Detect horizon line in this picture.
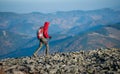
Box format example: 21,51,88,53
0,8,119,14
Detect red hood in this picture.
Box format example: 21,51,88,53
44,22,50,28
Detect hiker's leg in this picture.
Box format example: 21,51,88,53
45,43,49,56
42,38,49,56
33,41,43,57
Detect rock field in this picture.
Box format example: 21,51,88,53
0,48,120,74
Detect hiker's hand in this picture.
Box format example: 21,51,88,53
49,36,52,39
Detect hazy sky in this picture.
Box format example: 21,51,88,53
0,0,120,13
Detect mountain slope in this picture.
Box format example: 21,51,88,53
0,30,32,56
0,8,120,59
0,23,120,59
0,8,120,36
50,23,120,52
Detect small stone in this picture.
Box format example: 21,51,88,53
13,71,24,74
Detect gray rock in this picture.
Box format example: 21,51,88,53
0,48,120,74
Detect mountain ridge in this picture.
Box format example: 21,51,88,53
0,8,120,36
0,8,120,59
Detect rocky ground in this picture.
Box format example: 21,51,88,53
0,48,120,74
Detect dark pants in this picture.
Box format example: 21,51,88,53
34,38,49,56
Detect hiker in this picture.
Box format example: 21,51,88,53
33,22,51,57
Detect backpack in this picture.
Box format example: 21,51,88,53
37,26,44,39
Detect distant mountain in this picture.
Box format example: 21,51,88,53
1,23,120,59
0,8,120,36
50,23,120,52
0,8,120,59
0,30,32,56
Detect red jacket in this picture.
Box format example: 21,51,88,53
43,22,50,38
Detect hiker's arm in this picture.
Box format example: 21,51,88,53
43,30,50,38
